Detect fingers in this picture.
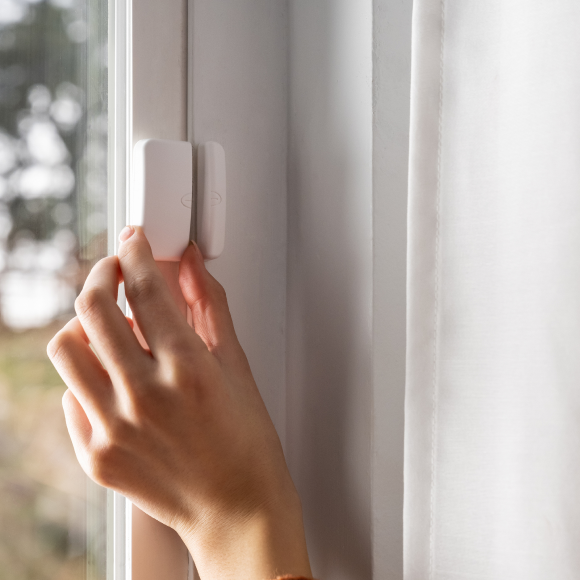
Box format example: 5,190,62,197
62,389,93,466
75,255,150,382
48,317,113,421
117,227,206,356
179,242,244,363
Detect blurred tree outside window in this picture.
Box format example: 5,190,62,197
0,0,108,578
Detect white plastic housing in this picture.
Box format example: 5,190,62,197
131,139,193,261
197,142,226,260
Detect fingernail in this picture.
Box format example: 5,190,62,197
119,226,135,243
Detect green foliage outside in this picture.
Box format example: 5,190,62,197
0,0,108,577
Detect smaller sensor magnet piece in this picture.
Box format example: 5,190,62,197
197,141,226,261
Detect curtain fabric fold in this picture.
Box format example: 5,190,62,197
405,1,580,578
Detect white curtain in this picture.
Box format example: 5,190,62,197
405,1,580,578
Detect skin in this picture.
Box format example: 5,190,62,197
47,226,312,580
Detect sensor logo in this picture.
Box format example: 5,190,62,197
211,192,222,206
181,194,192,208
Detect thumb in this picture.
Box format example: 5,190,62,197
178,242,241,362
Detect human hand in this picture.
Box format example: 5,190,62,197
47,226,312,580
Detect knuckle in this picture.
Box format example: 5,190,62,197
117,236,139,261
75,286,108,320
158,358,191,389
87,418,133,486
126,273,160,304
87,443,121,487
96,255,118,270
210,279,227,303
163,354,213,397
47,330,73,365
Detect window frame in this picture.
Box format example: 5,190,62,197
106,0,413,577
107,0,191,577
107,0,133,576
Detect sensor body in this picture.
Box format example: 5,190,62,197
131,138,226,261
132,139,193,261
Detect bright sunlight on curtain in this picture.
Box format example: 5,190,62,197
405,1,580,578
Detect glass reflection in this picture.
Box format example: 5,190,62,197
0,0,107,577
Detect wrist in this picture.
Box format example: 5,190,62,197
178,490,312,580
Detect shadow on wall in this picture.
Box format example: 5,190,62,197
286,1,373,578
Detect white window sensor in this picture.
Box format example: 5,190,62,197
131,138,226,261
197,142,226,261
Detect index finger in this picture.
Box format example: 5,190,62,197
117,226,207,357
75,256,150,382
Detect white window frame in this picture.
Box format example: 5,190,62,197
104,0,413,578
108,0,133,576
108,0,192,578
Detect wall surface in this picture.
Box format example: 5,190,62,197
286,2,374,578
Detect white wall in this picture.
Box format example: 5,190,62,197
286,2,373,578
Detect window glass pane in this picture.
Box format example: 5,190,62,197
0,0,107,577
